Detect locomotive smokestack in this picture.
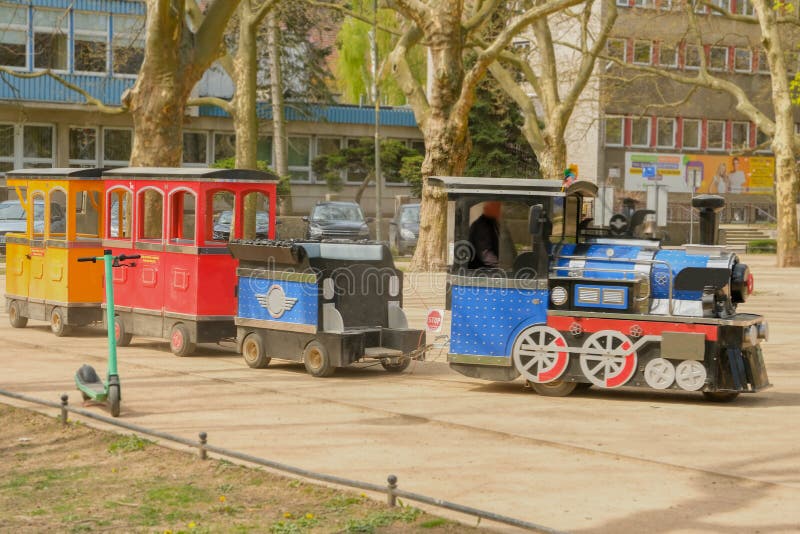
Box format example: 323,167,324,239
691,195,725,245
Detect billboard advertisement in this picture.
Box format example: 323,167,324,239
624,152,774,194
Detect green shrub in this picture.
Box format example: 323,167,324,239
747,239,776,253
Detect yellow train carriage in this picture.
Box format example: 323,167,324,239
5,168,105,336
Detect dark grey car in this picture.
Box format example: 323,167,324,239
389,203,419,255
303,201,372,240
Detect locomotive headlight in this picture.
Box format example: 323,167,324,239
757,321,769,342
747,325,759,346
551,286,568,306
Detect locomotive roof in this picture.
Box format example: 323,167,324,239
428,176,598,198
103,167,278,182
5,167,108,179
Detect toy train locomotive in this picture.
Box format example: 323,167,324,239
435,177,770,401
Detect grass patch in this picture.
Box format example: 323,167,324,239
107,433,152,453
0,403,473,533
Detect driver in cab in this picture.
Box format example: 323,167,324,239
468,201,501,269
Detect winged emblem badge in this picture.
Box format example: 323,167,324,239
256,284,298,319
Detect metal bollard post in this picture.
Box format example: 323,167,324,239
387,474,398,507
60,394,68,425
198,432,207,460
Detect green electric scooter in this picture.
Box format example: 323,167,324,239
74,250,140,417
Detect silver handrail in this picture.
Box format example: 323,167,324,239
551,254,675,315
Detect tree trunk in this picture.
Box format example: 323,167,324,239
268,12,291,215
752,0,800,266
537,135,567,181
410,115,471,271
354,173,373,204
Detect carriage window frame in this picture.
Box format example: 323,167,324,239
30,190,46,238
137,187,165,243
168,188,197,245
205,188,237,245
240,189,273,241
106,186,133,240
74,189,101,239
48,187,67,240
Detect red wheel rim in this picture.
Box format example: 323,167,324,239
171,329,183,350
746,273,754,294
114,321,120,339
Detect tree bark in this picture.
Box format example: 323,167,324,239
268,11,291,215
752,0,800,266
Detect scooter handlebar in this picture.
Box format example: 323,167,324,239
77,256,97,263
118,254,141,261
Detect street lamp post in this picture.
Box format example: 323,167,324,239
371,0,382,242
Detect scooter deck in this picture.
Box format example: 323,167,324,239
76,379,107,400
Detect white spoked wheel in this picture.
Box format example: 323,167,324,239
512,325,569,383
579,330,637,389
644,358,676,390
675,360,707,391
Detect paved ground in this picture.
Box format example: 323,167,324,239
1,255,798,533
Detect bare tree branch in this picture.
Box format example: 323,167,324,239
307,1,403,35
387,25,430,128
195,0,242,67
187,95,234,113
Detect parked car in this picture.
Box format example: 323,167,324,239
212,210,270,241
389,203,420,255
0,199,65,254
303,201,371,240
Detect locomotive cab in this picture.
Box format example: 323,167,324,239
432,176,769,401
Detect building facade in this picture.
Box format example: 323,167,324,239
0,0,423,215
566,0,795,227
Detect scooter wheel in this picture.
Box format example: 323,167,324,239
108,384,120,417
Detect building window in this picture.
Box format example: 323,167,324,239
757,49,770,73
734,48,752,73
634,0,655,8
616,0,630,5
709,46,728,71
256,136,273,165
183,131,208,166
23,124,54,168
0,123,14,172
69,127,98,167
656,118,676,148
658,44,678,67
707,120,726,151
314,137,342,181
785,50,798,74
731,121,750,150
0,5,28,68
213,132,235,162
756,129,770,152
74,12,108,73
736,0,754,15
288,136,311,182
710,0,730,13
631,117,650,147
112,14,145,75
659,0,673,10
410,140,425,155
33,8,68,71
604,116,624,146
685,44,701,70
682,119,701,149
633,40,652,65
103,128,132,165
607,38,627,62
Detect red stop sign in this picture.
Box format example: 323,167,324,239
427,309,443,332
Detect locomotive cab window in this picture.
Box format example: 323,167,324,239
138,188,164,242
107,188,132,239
207,190,235,243
48,189,67,240
169,190,196,245
74,190,101,239
550,195,581,244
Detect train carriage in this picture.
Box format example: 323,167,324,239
101,167,278,355
4,168,106,335
435,176,770,401
228,239,426,377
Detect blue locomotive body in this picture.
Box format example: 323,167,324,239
436,177,769,401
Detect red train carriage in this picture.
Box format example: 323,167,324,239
101,167,278,355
